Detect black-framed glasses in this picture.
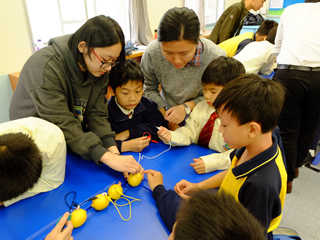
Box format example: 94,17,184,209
90,47,120,69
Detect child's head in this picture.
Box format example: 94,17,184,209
213,74,285,149
245,0,266,11
255,20,278,41
0,132,42,203
266,26,278,44
170,190,265,240
109,60,144,110
202,57,245,107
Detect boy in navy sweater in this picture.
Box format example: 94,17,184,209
108,60,167,152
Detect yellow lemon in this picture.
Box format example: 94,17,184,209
128,173,142,187
91,194,110,211
71,208,87,228
108,183,123,200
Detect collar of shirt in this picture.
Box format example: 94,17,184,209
0,128,32,138
231,136,278,179
185,39,204,67
115,97,134,119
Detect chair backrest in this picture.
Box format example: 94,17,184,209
273,227,301,240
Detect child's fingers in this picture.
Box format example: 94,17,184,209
62,220,73,235
56,212,70,230
123,172,129,180
143,169,158,175
177,191,190,201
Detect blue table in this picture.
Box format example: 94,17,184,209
0,142,218,240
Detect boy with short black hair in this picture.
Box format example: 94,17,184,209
234,26,278,75
173,191,265,240
0,117,66,207
174,75,287,239
218,19,278,57
158,57,245,174
108,60,167,152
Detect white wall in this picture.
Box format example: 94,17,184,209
0,0,184,75
0,0,33,76
147,0,183,37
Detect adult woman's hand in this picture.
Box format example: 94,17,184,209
100,151,141,174
165,105,186,124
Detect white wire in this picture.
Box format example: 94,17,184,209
138,141,172,164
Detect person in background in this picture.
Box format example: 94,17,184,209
108,60,167,153
218,19,278,57
9,16,142,178
234,26,278,75
141,7,226,131
158,57,245,174
0,117,66,207
303,118,320,167
273,0,320,193
208,0,266,44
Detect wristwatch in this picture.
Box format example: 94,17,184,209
183,103,191,116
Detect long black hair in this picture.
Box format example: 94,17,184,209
68,15,125,72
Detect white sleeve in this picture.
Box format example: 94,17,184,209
260,48,277,75
273,16,284,57
3,118,67,207
200,150,232,173
170,104,203,146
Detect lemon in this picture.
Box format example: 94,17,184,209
71,208,87,228
91,194,110,211
108,183,123,200
128,173,142,187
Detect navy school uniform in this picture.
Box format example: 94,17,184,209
108,96,167,151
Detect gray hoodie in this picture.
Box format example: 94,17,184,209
9,35,116,164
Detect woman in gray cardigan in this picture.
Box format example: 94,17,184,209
141,7,226,130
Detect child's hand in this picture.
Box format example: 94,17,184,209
45,212,73,240
143,169,163,191
167,122,180,131
190,158,205,174
122,136,151,152
157,126,172,143
115,130,130,141
174,180,199,200
165,105,185,124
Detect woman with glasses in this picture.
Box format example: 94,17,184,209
9,15,142,176
141,7,226,131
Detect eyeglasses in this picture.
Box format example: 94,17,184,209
90,47,120,69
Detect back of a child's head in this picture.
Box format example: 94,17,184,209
202,56,245,86
174,190,266,240
266,26,278,44
256,20,278,36
214,74,285,133
109,60,144,91
0,132,42,202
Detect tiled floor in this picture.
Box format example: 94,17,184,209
279,163,320,240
